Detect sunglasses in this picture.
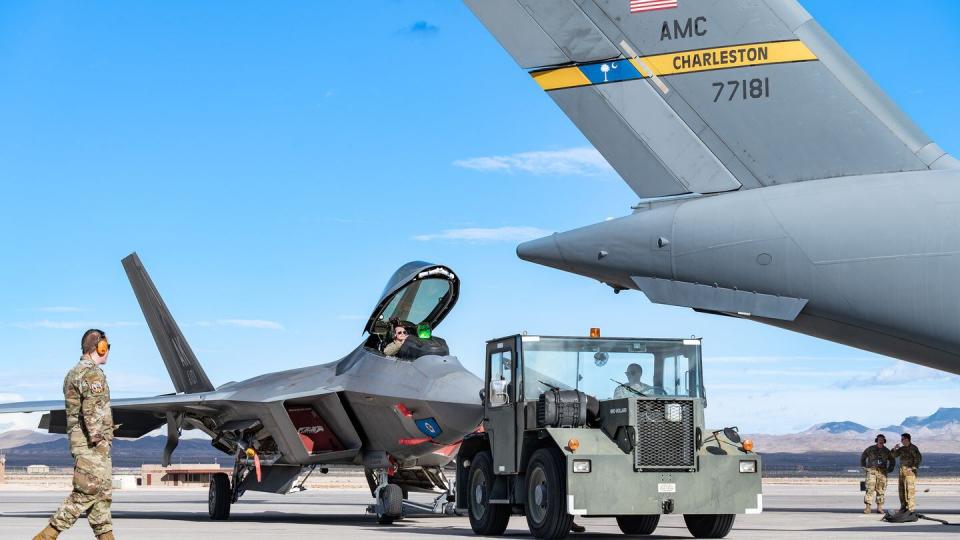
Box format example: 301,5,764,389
396,330,407,335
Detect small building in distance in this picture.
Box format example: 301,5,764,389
140,464,223,487
0,453,6,483
26,464,50,475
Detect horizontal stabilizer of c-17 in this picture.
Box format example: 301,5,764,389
631,276,807,321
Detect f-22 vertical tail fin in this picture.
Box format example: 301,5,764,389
122,252,215,394
466,0,957,199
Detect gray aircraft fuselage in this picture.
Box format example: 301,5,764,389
519,169,960,374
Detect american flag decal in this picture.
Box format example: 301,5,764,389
630,0,678,13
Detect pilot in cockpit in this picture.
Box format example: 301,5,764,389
614,363,655,398
383,322,408,357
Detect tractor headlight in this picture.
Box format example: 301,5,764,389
739,460,757,473
573,460,591,473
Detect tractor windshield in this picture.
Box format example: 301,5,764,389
521,337,703,401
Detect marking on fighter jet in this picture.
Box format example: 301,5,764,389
416,417,443,437
530,40,817,91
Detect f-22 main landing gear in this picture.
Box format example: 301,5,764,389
209,472,233,520
209,443,260,520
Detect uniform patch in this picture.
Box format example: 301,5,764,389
90,381,104,395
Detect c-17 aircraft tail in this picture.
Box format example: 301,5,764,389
466,0,957,200
467,1,960,373
122,252,214,395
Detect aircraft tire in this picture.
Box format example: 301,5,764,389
467,451,510,536
377,483,403,524
683,514,735,538
208,472,232,520
524,447,573,540
616,515,660,535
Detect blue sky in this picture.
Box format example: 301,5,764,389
1,1,958,435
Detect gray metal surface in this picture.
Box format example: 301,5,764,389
517,0,620,64
0,255,483,500
469,1,960,373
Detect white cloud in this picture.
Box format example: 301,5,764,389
838,361,960,389
0,412,44,433
0,393,25,403
12,320,140,330
453,147,613,176
34,306,84,313
707,355,881,365
216,319,285,330
414,226,550,243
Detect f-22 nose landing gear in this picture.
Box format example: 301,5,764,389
367,467,403,524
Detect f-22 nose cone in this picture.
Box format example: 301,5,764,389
517,234,566,269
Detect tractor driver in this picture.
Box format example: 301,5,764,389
614,363,655,398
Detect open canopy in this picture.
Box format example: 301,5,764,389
365,262,459,335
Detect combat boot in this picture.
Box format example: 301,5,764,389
863,504,871,514
97,532,115,540
32,524,59,540
877,504,884,514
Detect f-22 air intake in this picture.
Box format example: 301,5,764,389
466,0,960,374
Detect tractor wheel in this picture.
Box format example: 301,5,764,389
468,451,511,535
524,447,573,539
616,515,660,535
683,514,736,538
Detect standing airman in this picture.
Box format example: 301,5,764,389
891,433,922,513
33,329,115,540
860,434,893,514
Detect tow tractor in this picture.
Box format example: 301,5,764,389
456,332,761,539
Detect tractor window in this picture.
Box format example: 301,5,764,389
488,350,513,407
521,337,703,400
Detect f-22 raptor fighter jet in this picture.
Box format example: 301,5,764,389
0,254,483,523
468,0,960,374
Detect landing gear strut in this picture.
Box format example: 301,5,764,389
367,468,403,524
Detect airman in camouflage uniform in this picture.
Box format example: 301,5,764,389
34,329,115,540
860,434,893,514
892,433,922,513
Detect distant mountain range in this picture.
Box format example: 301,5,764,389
2,408,958,465
748,408,960,453
0,429,63,450
1,435,225,468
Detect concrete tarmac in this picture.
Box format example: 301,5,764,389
1,483,959,538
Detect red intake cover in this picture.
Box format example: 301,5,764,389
286,406,345,454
